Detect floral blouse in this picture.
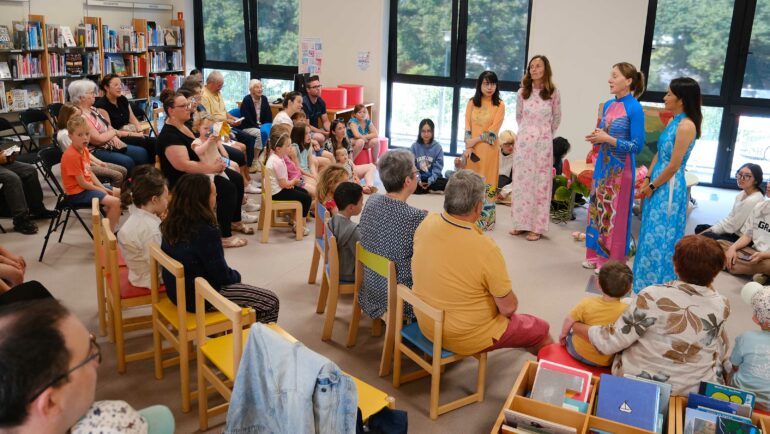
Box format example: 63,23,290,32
588,281,730,396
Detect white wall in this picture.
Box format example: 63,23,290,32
528,0,648,157
298,0,389,128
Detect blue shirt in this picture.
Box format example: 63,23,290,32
731,330,770,410
302,94,327,128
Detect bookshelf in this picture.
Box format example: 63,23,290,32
0,14,51,114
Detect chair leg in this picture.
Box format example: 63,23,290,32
260,205,271,243
393,340,403,388
197,355,208,431
372,318,382,337
152,318,164,380
378,315,395,377
476,352,487,402
321,279,339,341
308,246,321,284
295,208,303,241
58,209,71,243
430,357,442,420
114,301,127,374
316,272,329,314
107,298,116,343
74,209,94,239
346,290,362,347
38,210,60,262
180,337,191,413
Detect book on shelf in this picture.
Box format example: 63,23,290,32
48,53,65,76
596,374,661,432
687,392,752,418
0,82,7,113
104,53,126,76
22,83,43,108
11,88,28,111
534,360,592,403
9,53,44,79
12,21,43,50
84,51,100,76
0,25,12,49
149,50,183,72
12,22,27,50
51,82,64,103
65,53,83,76
623,374,672,425
698,382,756,409
102,25,118,53
531,365,585,407
147,21,158,46
76,23,98,48
503,409,577,434
149,74,184,96
61,26,76,48
0,62,10,79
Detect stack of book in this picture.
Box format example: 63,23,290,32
124,55,146,76
65,53,83,76
101,25,118,53
684,382,758,434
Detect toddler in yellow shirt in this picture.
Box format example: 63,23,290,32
559,260,632,367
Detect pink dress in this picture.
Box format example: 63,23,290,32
511,87,561,234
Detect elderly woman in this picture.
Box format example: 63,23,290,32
156,88,251,249
572,235,730,395
68,79,149,174
94,73,157,161
358,150,427,321
240,79,273,154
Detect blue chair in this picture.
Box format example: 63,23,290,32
228,108,241,118
392,284,487,420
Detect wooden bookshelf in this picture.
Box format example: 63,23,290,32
0,15,51,114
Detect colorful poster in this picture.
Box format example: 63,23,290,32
300,37,322,74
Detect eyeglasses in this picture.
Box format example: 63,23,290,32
28,334,101,403
173,104,189,109
308,85,322,89
736,172,754,180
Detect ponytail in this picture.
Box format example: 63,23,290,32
613,62,646,99
120,164,167,208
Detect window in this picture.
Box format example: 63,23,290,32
203,68,250,109
641,0,770,187
201,0,247,63
388,0,532,156
256,0,299,66
261,78,293,100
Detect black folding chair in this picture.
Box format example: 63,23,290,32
19,109,56,152
37,146,95,262
131,101,157,137
1,114,55,191
48,103,64,130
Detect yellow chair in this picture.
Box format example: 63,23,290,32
148,242,253,413
318,231,356,341
307,201,328,284
266,323,395,422
392,284,487,420
346,241,397,377
195,277,255,431
257,168,304,243
91,198,107,337
100,218,158,374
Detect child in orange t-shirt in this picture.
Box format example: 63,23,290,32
61,115,122,230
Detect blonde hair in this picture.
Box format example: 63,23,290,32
499,130,516,145
318,164,349,202
191,112,213,134
66,115,88,134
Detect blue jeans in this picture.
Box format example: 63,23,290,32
565,332,604,367
66,186,111,206
92,145,148,175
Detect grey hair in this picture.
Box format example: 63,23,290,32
67,79,98,104
444,169,485,215
378,150,415,193
206,70,223,84
249,79,262,91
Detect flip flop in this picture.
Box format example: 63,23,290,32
526,232,541,241
222,237,248,248
232,223,255,235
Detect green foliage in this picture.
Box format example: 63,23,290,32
257,0,299,66
202,0,247,63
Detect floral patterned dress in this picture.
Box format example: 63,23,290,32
511,87,561,234
588,281,730,396
633,113,696,293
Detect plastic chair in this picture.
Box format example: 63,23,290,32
346,241,397,377
228,108,241,118
392,284,487,420
318,231,356,341
148,242,252,413
100,217,162,374
256,168,304,243
38,146,93,262
307,201,327,284
194,277,255,431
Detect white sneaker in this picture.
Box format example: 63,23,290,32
245,183,262,194
243,200,261,212
581,261,597,270
292,224,310,236
241,212,258,223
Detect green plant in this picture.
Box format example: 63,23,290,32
550,175,590,224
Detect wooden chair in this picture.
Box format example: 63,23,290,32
257,168,304,243
392,284,487,420
318,231,356,341
91,198,108,337
100,218,159,374
148,242,252,413
307,201,327,284
195,277,255,431
346,241,397,377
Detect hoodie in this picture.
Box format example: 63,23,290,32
410,140,444,185
327,214,360,282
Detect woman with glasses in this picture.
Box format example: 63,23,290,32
696,163,764,242
68,80,149,175
632,77,702,293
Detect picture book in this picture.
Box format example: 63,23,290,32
532,368,585,407
0,62,10,79
536,360,593,402
0,82,7,113
11,89,27,111
22,84,43,108
696,407,754,425
105,54,126,76
688,393,752,418
684,408,718,434
61,26,75,48
715,417,760,434
699,382,756,409
624,374,673,418
562,397,589,413
503,409,577,434
596,374,660,432
0,25,12,49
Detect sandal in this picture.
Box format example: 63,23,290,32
526,232,541,241
222,236,248,248
232,223,255,235
509,230,524,236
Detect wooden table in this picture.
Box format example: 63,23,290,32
270,102,374,128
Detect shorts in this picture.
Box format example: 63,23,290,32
484,313,550,352
66,188,109,206
565,331,604,367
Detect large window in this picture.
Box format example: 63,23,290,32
194,0,298,109
388,0,531,155
641,0,770,187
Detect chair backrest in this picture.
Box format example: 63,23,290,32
20,108,52,126
152,107,164,133
355,241,397,320
148,242,187,328
324,230,340,283
37,146,65,195
100,217,122,301
48,103,63,121
261,167,273,198
0,117,24,141
396,284,444,351
229,108,241,118
315,201,327,240
195,277,244,376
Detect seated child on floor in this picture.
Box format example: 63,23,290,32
60,115,122,231
559,260,632,367
326,182,364,282
334,146,377,195
729,285,770,411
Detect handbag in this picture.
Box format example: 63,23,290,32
90,109,127,152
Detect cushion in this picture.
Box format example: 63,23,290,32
400,322,454,359
105,266,165,299
536,343,611,377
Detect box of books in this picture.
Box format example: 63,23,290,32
676,383,768,434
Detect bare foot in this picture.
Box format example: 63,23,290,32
526,232,541,241
509,230,524,236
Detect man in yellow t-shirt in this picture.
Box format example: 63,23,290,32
411,170,552,356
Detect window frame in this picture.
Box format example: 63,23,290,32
193,0,298,83
640,0,770,188
386,0,533,156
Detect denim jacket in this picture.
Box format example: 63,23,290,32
224,324,358,434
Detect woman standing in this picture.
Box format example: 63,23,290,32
633,77,702,293
464,70,505,230
583,63,646,270
510,55,561,241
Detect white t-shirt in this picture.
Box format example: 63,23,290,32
744,200,770,252
499,149,514,177
117,206,162,288
273,111,293,127
57,129,72,150
711,190,764,235
266,153,288,194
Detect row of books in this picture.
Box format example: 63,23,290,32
149,50,183,73
147,22,182,47
1,55,45,79
684,383,758,434
78,23,99,48
50,82,64,104
103,25,146,53
104,53,146,77
46,25,77,49
150,73,183,97
8,21,44,51
0,82,45,112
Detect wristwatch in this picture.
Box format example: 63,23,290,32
649,183,656,191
